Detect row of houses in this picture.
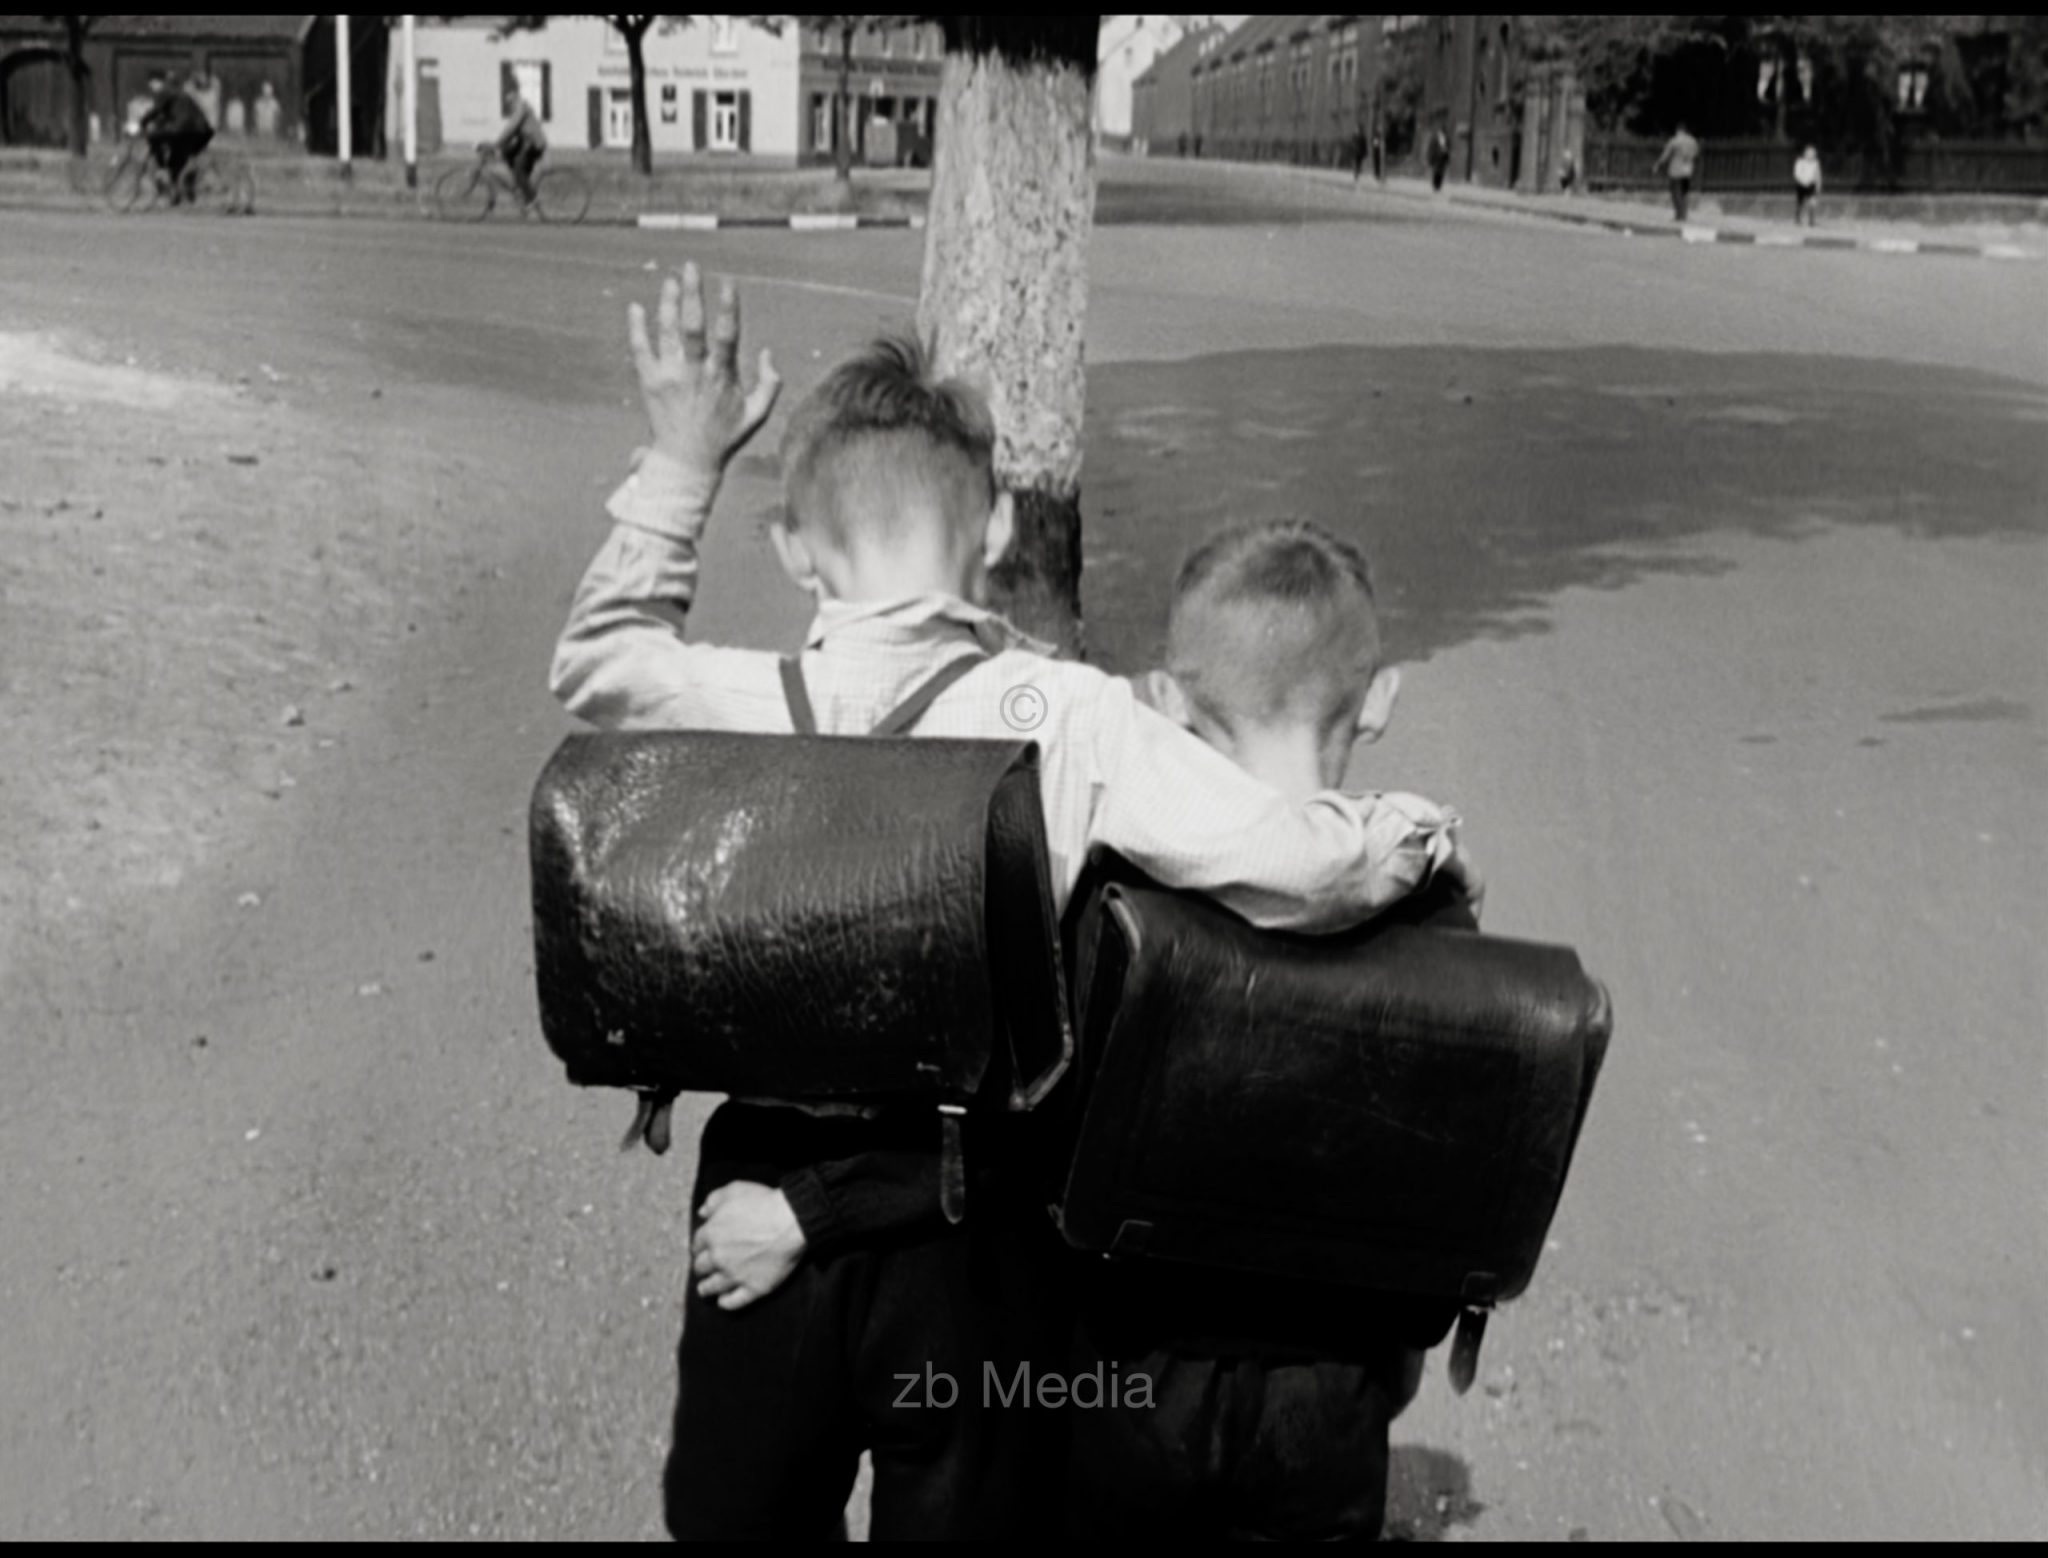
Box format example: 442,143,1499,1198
0,16,952,168
1132,15,1536,186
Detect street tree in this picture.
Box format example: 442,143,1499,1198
793,16,920,184
917,18,1100,655
40,14,102,157
497,16,779,176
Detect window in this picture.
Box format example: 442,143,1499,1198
511,60,547,119
1897,64,1931,112
711,89,740,149
604,25,625,55
711,16,737,56
812,93,832,152
604,88,633,149
880,29,893,58
661,82,678,125
914,29,930,61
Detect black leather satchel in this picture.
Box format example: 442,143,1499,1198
1054,863,1611,1388
529,658,1072,1175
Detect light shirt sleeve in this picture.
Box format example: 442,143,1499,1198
1078,674,1460,934
548,453,774,732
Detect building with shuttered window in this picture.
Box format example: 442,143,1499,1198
408,18,797,160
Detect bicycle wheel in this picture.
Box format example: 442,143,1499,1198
532,168,590,226
104,152,157,214
187,154,247,216
434,166,495,223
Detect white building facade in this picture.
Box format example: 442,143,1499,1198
402,17,800,160
1096,15,1239,147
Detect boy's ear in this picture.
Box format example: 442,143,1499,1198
982,488,1016,572
1354,665,1402,744
767,517,819,595
1142,669,1198,729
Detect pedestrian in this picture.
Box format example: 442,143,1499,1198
141,75,215,204
253,81,282,139
1654,121,1701,222
1794,144,1822,228
1427,126,1451,193
1558,147,1578,196
1372,128,1385,183
1350,124,1369,183
185,67,223,133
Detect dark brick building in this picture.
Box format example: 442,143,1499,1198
1189,15,1387,169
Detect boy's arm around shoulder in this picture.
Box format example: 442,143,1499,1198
1070,670,1475,934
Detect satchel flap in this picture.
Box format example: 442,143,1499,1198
1059,875,1612,1302
531,731,1065,1105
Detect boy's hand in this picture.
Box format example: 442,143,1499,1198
1440,835,1486,923
691,1181,806,1312
628,261,782,480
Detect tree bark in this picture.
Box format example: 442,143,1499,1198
918,27,1097,657
624,22,654,177
836,25,853,181
64,17,91,157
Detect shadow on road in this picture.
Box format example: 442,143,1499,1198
1385,1444,1485,1541
1082,344,2048,673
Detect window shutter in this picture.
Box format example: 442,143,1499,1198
738,91,751,152
541,62,552,121
500,62,514,104
588,86,602,150
692,89,706,151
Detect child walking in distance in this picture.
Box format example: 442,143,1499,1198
1793,145,1822,228
1065,520,1481,1542
549,264,1481,1541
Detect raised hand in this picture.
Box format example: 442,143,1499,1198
627,261,782,479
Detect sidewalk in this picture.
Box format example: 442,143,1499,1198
0,147,929,227
1364,168,2044,260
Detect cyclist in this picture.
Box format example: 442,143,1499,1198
141,75,214,206
492,84,547,210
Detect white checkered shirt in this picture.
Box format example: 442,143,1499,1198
550,452,1461,933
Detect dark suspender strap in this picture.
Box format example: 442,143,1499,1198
870,653,989,738
779,656,818,735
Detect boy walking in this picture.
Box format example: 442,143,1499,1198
1655,122,1701,221
1063,520,1476,1541
549,266,1479,1540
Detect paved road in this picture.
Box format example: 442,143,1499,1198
2,173,2044,1540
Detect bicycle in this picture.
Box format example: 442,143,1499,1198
103,134,256,216
433,146,590,225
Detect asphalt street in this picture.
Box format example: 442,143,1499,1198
1,167,2044,1540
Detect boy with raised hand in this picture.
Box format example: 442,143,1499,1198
1066,518,1479,1542
549,264,1480,1541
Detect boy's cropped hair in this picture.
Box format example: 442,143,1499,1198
779,333,998,546
1167,520,1382,726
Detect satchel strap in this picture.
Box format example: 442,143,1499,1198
779,656,820,735
778,652,989,739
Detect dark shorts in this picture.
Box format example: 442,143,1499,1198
1064,1330,1424,1541
663,1103,1069,1542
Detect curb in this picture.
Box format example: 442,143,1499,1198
636,212,923,232
1441,190,2039,260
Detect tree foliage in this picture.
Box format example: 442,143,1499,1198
1523,15,2024,150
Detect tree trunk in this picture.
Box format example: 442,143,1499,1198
918,24,1098,657
625,26,654,177
836,26,854,182
64,18,91,157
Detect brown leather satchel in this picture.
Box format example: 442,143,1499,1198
528,656,1072,1187
1053,859,1612,1389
